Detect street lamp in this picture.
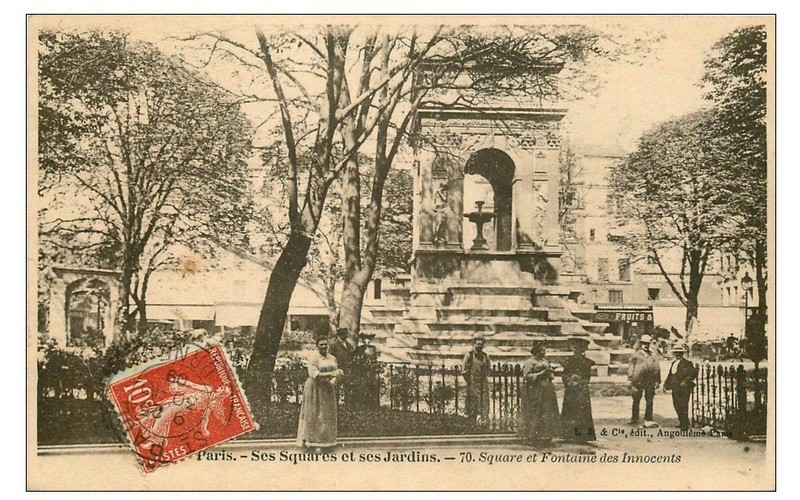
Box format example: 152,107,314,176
741,272,753,336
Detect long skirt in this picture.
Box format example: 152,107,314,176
466,379,490,423
297,376,337,448
518,379,561,442
561,384,596,442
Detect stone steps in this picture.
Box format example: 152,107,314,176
360,321,398,331
369,307,408,319
413,332,581,344
435,307,551,321
364,281,632,374
571,309,597,321
582,322,612,334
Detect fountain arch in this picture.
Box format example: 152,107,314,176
464,148,515,251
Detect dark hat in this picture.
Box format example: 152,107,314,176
530,340,547,354
336,327,349,337
358,332,376,340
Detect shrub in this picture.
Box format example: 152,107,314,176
272,353,307,403
386,365,416,411
426,381,456,414
279,329,315,351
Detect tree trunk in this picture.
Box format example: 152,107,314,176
746,238,768,363
324,270,339,336
137,300,148,334
120,262,136,335
247,231,312,402
754,238,768,320
338,280,367,346
684,252,704,346
684,296,699,346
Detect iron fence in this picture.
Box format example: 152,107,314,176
691,363,768,440
271,361,525,431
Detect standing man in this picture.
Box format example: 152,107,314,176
328,328,352,407
663,343,697,431
347,332,380,410
627,334,661,425
328,328,353,371
461,337,491,425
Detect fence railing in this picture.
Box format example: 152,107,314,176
39,351,769,440
271,361,525,431
691,363,768,440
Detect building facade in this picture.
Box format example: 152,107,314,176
561,143,754,342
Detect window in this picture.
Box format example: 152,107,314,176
648,287,661,301
597,258,609,282
373,278,382,300
618,258,631,282
589,228,596,241
609,290,623,303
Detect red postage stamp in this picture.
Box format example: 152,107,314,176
107,341,256,473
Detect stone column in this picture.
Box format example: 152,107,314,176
445,157,464,250
538,148,560,249
416,150,435,247
514,149,536,250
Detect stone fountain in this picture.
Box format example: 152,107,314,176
464,201,495,251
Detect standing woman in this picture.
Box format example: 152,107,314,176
297,337,342,451
518,341,561,447
561,337,597,443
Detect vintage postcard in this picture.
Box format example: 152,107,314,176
27,14,775,490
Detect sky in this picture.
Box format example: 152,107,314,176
33,15,761,155
561,16,761,152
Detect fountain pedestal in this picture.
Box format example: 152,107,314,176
464,201,495,251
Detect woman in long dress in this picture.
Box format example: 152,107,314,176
297,337,342,450
517,341,561,446
561,337,597,443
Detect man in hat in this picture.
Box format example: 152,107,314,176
328,328,353,371
461,337,492,424
346,332,380,409
627,334,661,425
663,343,697,431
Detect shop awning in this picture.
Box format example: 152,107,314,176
147,305,215,321
287,305,329,316
215,304,260,327
594,305,654,322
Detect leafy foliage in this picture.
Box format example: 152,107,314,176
610,110,740,336
701,25,768,362
702,25,767,257
38,30,254,330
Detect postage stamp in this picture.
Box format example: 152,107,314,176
106,341,256,473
